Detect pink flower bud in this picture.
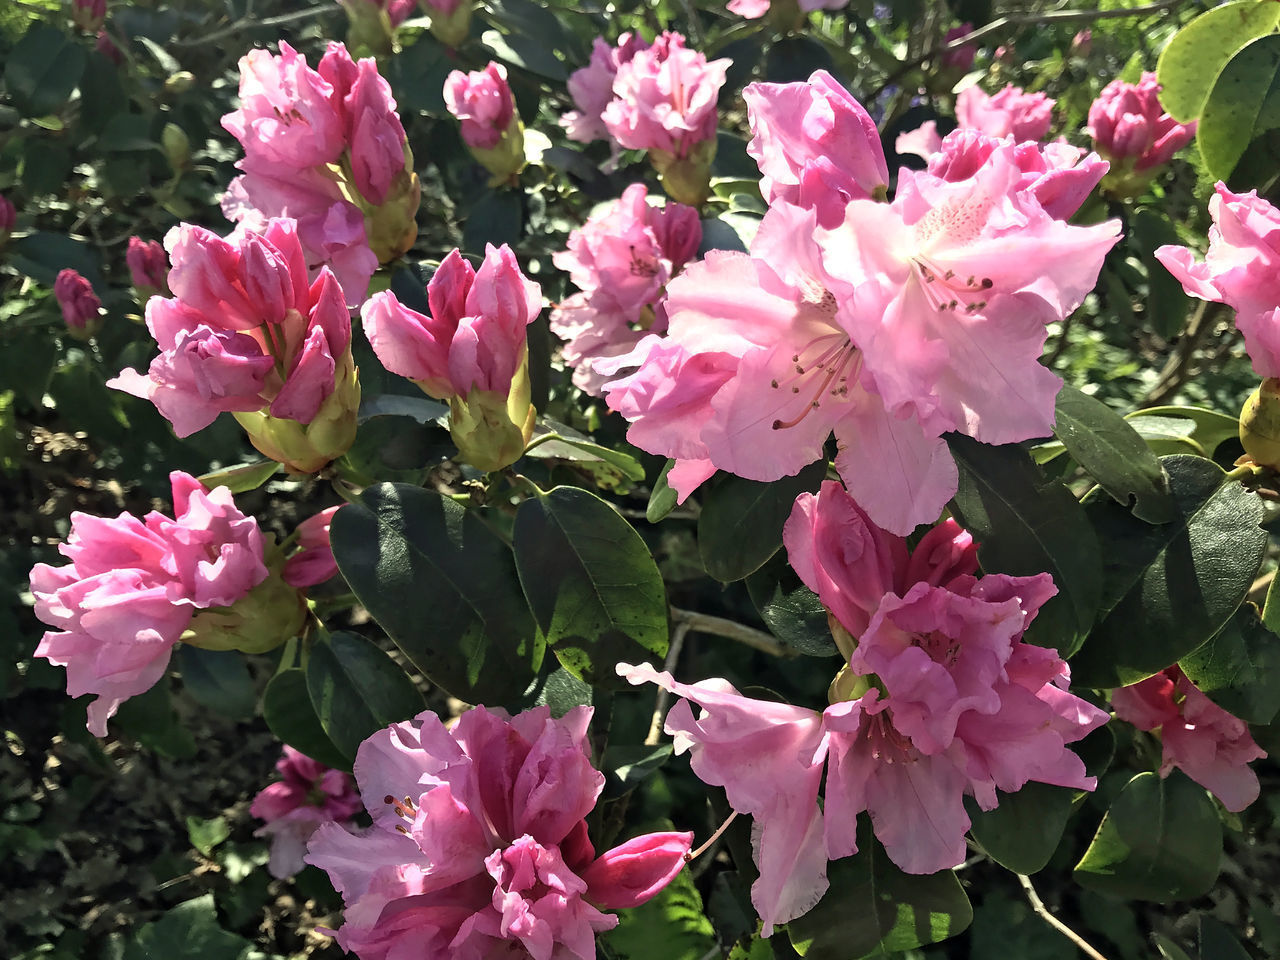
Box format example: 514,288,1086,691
580,831,694,908
956,83,1054,141
0,194,14,238
283,506,341,587
1087,72,1196,173
54,269,102,331
940,23,976,71
444,62,517,150
345,58,408,205
127,236,168,292
71,0,105,33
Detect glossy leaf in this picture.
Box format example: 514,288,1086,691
1156,0,1280,122
1129,406,1240,459
698,461,827,583
947,435,1102,655
262,668,349,771
531,665,593,717
513,486,668,686
5,25,87,117
331,483,541,704
196,460,280,495
745,552,837,657
1200,916,1253,960
174,646,255,720
966,782,1076,876
600,744,673,800
1071,455,1266,688
1196,34,1280,181
1130,209,1192,341
306,631,426,761
1052,385,1174,523
1180,604,1280,724
647,460,680,523
463,187,524,254
1073,771,1222,902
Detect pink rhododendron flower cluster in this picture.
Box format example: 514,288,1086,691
305,705,693,959
54,268,102,332
620,480,1107,933
551,184,701,393
1156,183,1280,377
1111,667,1266,811
283,506,342,588
601,71,1120,535
562,33,649,145
955,83,1054,141
221,41,418,303
252,745,362,878
1087,72,1196,173
29,472,268,736
109,218,359,473
127,236,168,293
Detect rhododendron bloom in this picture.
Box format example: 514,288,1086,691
562,33,649,144
306,705,693,959
29,472,268,736
743,71,889,228
1088,72,1195,172
127,236,168,292
1112,667,1266,812
283,506,341,587
252,746,361,878
54,268,102,331
444,62,517,150
1156,183,1280,377
726,0,845,21
955,84,1054,141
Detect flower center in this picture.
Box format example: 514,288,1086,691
769,333,862,430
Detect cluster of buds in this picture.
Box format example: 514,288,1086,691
109,219,360,474
1087,72,1196,197
54,269,103,339
221,41,419,305
444,62,526,185
362,245,542,472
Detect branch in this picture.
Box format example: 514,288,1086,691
172,4,343,47
1018,874,1111,960
669,607,798,658
645,620,691,746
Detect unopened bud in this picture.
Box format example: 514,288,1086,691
162,123,191,172
165,71,196,95
649,138,717,209
448,356,536,473
1240,378,1280,470
184,544,307,654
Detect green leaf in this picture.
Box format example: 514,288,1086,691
1179,604,1280,724
4,25,86,117
185,816,230,858
1200,916,1253,960
1052,385,1175,523
1196,34,1280,181
261,668,349,771
483,29,568,80
1154,935,1195,960
196,460,281,495
968,894,1074,960
947,435,1103,655
174,646,255,720
698,212,762,255
1157,0,1280,123
9,232,102,288
1130,406,1240,459
114,681,197,760
1070,455,1266,689
698,461,827,583
463,188,524,254
600,744,672,800
603,859,716,960
513,486,668,687
385,31,451,115
531,665,593,717
744,552,837,657
1073,771,1222,902
789,821,971,958
966,782,1076,876
1130,208,1192,340
122,894,251,960
647,460,680,523
330,484,541,704
306,631,427,760
523,422,646,487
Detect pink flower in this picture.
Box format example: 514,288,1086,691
562,34,649,144
363,245,540,400
54,269,102,331
0,194,14,237
955,84,1054,141
71,0,105,33
127,236,168,291
743,70,889,228
1112,667,1266,812
1156,183,1280,377
343,58,411,206
305,706,693,959
108,218,354,439
895,120,944,162
940,24,976,71
602,32,729,159
252,746,361,878
1088,72,1196,172
444,62,517,151
30,472,268,736
726,0,846,21
283,506,341,587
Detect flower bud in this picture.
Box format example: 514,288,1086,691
54,269,102,337
341,0,397,59
420,0,472,48
444,63,526,184
648,139,717,209
165,71,196,95
1240,378,1280,470
1088,72,1196,198
71,0,105,34
448,354,536,472
939,24,976,71
127,236,168,295
162,122,191,172
184,552,308,654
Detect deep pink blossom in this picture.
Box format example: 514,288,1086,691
1088,72,1195,172
54,269,102,331
726,0,846,20
955,84,1054,141
127,236,168,291
252,746,361,878
283,506,341,587
743,71,889,228
1156,183,1280,377
305,705,693,959
444,62,517,151
562,34,650,144
343,58,411,205
0,194,14,237
30,472,268,736
940,24,976,71
1112,667,1266,812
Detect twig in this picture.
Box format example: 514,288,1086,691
645,620,691,746
669,607,797,658
1017,873,1111,960
1142,299,1216,406
172,4,342,47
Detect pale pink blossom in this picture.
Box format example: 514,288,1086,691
283,506,341,587
54,269,102,331
127,236,168,291
1156,183,1280,377
602,32,729,159
744,71,889,228
30,472,268,736
1112,667,1266,812
550,295,653,395
955,84,1054,141
444,62,516,150
726,0,846,20
1088,72,1196,172
305,705,693,959
362,245,541,400
252,745,361,878
108,218,353,438
895,120,944,162
562,34,649,144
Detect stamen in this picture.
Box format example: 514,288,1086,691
685,811,740,862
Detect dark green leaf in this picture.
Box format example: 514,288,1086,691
745,552,837,657
331,484,541,704
262,668,349,771
20,138,72,196
4,25,86,117
1070,455,1266,688
523,427,646,483
947,435,1103,655
196,460,280,495
1052,385,1174,523
122,894,250,960
306,631,426,760
174,646,255,720
483,29,568,81
113,681,197,760
1200,916,1253,960
1180,604,1280,724
513,486,668,687
600,744,672,800
10,232,102,288
531,665,593,717
698,461,827,583
1130,208,1192,340
968,894,1073,960
698,212,761,255
966,782,1075,875
1157,0,1280,122
1197,34,1280,181
185,816,230,858
1131,406,1239,459
384,31,452,115
463,188,524,254
648,460,680,523
764,36,836,83
358,392,449,424
1073,771,1222,902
